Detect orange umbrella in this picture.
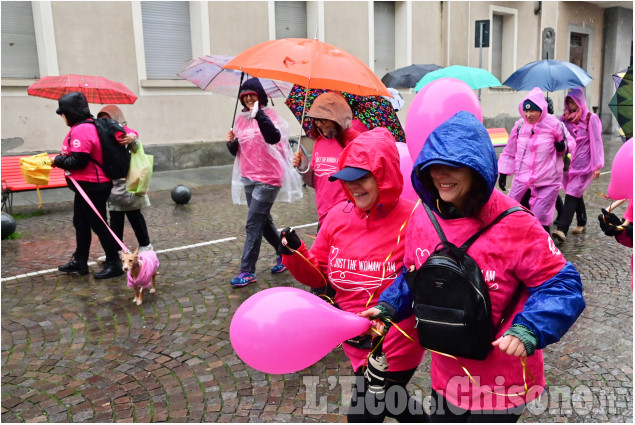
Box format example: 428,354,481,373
223,38,390,97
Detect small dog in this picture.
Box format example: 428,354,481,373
121,248,160,305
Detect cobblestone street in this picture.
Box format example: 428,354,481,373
1,136,632,422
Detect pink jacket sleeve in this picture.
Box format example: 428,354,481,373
497,119,521,175
588,114,604,172
281,227,332,289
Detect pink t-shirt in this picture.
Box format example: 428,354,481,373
311,128,360,225
60,122,109,182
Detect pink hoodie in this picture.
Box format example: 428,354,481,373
127,251,160,289
561,88,604,197
498,88,575,225
311,127,360,225
405,189,567,410
283,128,425,372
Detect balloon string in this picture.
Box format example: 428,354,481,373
365,199,421,308
286,246,329,288
384,318,534,397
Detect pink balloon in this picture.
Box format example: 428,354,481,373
406,78,483,162
230,287,371,374
396,142,418,201
608,138,633,200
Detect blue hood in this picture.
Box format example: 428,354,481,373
411,111,497,210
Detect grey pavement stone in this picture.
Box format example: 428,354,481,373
2,135,632,422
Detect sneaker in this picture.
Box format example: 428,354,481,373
551,230,566,243
139,244,154,252
271,256,287,274
230,272,256,287
572,226,585,235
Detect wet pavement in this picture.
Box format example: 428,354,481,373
1,135,632,422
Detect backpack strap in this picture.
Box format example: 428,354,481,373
460,206,528,250
423,202,448,243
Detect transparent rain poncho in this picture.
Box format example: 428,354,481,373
231,107,303,204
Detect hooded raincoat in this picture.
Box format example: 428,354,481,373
498,88,575,225
379,111,585,411
306,92,361,225
560,88,604,197
282,128,425,372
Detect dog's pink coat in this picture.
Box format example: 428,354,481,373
127,251,160,289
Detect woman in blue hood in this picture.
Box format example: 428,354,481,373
361,111,585,422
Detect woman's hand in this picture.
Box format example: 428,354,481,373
226,130,236,143
592,169,601,179
358,306,389,335
492,334,527,358
292,150,305,168
119,133,136,146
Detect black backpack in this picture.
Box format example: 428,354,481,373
81,118,131,180
406,203,526,360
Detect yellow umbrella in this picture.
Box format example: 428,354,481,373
19,153,52,208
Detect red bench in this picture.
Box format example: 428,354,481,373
1,154,68,213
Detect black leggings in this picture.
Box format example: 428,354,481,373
71,180,119,263
428,389,523,423
110,209,151,248
556,194,587,235
347,367,428,423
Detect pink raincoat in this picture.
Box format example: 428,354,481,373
617,199,633,248
283,128,425,372
560,88,604,197
311,127,360,225
233,107,290,187
498,88,575,225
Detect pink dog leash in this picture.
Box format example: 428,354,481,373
68,176,130,253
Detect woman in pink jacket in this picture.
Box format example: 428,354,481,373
364,111,584,422
551,88,604,242
281,128,426,422
498,87,574,233
292,92,361,228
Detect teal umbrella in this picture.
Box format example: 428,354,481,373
414,65,502,92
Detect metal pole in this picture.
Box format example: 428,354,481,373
478,22,483,101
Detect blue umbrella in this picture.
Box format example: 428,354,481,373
503,59,593,92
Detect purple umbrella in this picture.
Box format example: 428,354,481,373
178,55,293,98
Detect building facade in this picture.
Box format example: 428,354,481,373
1,1,632,170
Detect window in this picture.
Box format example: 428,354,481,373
490,7,517,83
1,1,40,79
275,1,307,39
374,1,395,77
141,1,192,79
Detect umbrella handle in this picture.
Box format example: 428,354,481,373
231,72,246,130
294,83,312,174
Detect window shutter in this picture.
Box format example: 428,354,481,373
275,1,307,39
374,2,395,78
141,1,192,79
1,1,40,79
